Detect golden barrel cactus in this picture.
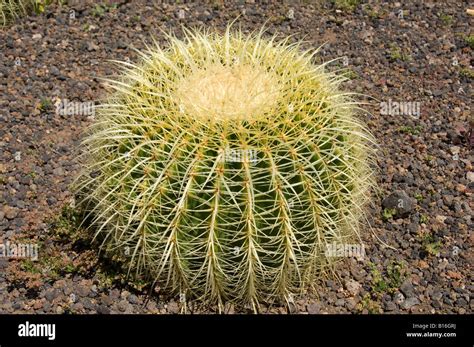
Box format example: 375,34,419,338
75,27,377,310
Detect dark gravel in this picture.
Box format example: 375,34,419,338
0,0,472,314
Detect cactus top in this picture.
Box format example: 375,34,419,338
102,27,340,129
174,63,281,122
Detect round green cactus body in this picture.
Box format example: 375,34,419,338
76,27,376,309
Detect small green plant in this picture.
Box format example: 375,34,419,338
32,0,53,14
21,259,41,274
333,0,360,12
39,97,52,112
425,240,441,255
75,26,377,310
52,205,79,240
388,43,411,62
64,263,78,274
419,214,429,224
367,10,378,19
419,231,443,256
91,2,117,17
91,4,105,17
382,208,396,221
425,155,434,163
20,249,80,281
389,47,401,61
357,263,403,313
369,261,405,295
414,193,423,203
420,233,442,256
364,5,379,19
399,125,421,135
386,261,405,289
16,205,94,281
439,13,453,26
358,293,381,314
363,4,387,20
459,67,474,79
464,35,474,49
370,265,388,293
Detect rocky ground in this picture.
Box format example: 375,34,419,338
0,0,472,314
